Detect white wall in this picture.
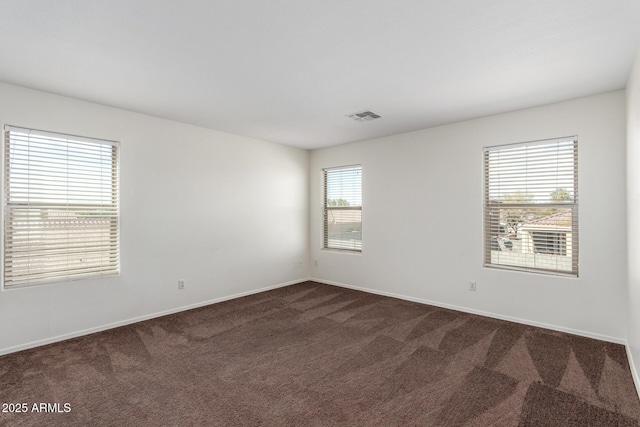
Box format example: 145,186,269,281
0,80,631,354
0,82,310,354
627,49,640,386
311,91,628,342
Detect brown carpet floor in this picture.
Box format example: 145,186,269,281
1,281,640,426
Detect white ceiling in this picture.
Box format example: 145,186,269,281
1,1,639,150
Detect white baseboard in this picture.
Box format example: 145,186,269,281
626,345,640,400
0,277,312,356
311,277,626,345
6,275,638,401
311,278,640,399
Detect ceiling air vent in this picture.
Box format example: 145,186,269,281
347,110,382,122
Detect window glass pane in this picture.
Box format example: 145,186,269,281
487,206,574,273
326,209,362,251
324,165,362,252
3,126,120,288
485,140,576,203
484,138,578,276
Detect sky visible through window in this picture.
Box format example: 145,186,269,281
7,130,116,206
325,165,362,206
486,139,576,203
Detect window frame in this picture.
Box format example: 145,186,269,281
2,125,121,289
483,137,578,277
322,164,362,253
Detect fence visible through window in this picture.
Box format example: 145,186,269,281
3,126,120,288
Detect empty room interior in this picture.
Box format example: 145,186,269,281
3,1,640,425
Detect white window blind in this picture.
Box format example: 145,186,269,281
3,126,120,288
483,137,578,276
323,165,362,252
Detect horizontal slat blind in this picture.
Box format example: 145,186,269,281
3,126,120,288
323,165,362,252
483,137,578,276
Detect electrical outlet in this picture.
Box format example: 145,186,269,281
178,279,186,290
469,281,476,292
314,260,318,267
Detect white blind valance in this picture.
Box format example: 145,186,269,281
483,137,578,276
3,126,120,288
